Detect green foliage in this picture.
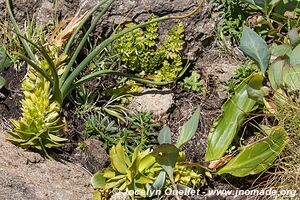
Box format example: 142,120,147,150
240,26,271,73
5,0,201,155
84,111,159,151
151,106,206,199
217,126,288,177
205,76,257,161
175,106,201,148
91,106,207,199
173,163,207,188
0,46,11,89
91,142,161,198
208,26,300,179
114,15,185,82
215,0,251,42
227,63,259,92
179,71,205,92
7,64,67,157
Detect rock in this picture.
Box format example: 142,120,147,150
0,130,93,200
127,88,174,116
74,138,109,174
109,192,130,200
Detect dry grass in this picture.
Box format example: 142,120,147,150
257,91,300,195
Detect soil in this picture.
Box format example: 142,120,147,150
0,65,26,120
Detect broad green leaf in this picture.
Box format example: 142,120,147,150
247,74,269,103
152,171,166,190
288,28,300,48
175,106,201,148
270,44,292,57
268,57,286,89
139,154,156,172
116,142,131,167
91,172,106,188
48,134,68,142
0,76,5,89
158,127,172,144
282,65,300,91
290,43,300,66
151,144,179,178
135,174,154,184
110,145,128,174
205,76,257,161
217,127,288,177
240,26,271,73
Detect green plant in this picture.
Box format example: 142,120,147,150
5,0,204,154
227,63,258,92
214,0,252,44
150,106,208,200
91,107,208,200
114,15,186,82
0,46,11,89
91,142,162,199
204,26,298,177
179,71,205,92
242,0,300,34
84,111,159,151
7,0,203,105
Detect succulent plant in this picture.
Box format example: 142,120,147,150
91,142,162,198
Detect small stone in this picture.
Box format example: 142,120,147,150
127,88,174,116
74,139,109,174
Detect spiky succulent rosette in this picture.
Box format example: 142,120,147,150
7,59,67,156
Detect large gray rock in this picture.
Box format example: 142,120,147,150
0,129,93,200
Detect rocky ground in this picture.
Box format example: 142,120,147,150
0,125,93,200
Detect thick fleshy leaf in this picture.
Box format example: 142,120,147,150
151,144,180,178
288,28,300,47
158,127,172,144
247,74,269,103
152,171,166,190
240,26,271,73
268,57,286,89
138,154,156,172
175,106,201,148
91,172,106,188
110,144,127,174
289,43,300,66
271,44,292,57
217,127,288,177
282,65,300,91
205,76,257,161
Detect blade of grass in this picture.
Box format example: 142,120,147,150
5,0,36,62
64,0,108,54
61,0,114,85
13,52,53,84
16,34,62,103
